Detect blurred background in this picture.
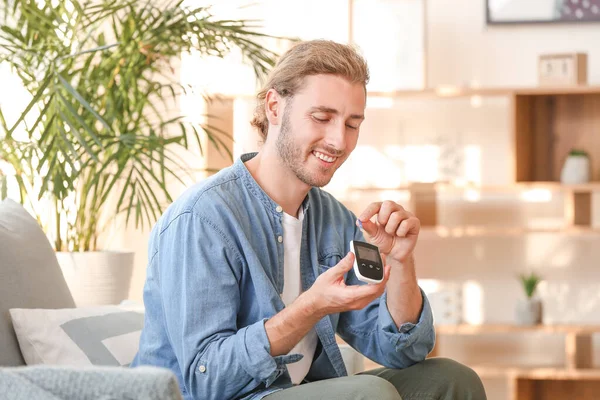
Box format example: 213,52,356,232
2,1,600,399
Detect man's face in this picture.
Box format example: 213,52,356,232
274,74,366,188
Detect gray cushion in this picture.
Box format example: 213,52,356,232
0,199,75,366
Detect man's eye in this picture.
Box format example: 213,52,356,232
312,116,329,123
346,124,358,130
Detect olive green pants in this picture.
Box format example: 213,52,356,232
264,358,487,400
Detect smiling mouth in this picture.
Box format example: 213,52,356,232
312,150,338,163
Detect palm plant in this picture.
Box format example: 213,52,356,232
0,0,277,251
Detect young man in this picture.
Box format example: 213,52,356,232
132,40,486,400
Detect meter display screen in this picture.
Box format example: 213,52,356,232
356,246,380,263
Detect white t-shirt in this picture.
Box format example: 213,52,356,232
281,208,318,385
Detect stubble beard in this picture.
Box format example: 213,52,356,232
275,106,335,188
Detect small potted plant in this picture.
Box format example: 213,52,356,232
561,149,590,184
515,272,543,326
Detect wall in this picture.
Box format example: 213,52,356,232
427,0,600,87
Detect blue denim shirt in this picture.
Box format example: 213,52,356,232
132,153,435,400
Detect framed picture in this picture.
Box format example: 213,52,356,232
487,0,600,24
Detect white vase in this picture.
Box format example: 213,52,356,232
560,155,590,184
56,251,134,307
515,298,543,326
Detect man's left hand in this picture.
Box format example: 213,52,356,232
358,201,420,264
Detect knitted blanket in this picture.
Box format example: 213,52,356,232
0,365,182,400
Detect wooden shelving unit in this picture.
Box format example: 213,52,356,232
351,85,600,229
513,87,600,229
433,324,600,400
347,86,600,400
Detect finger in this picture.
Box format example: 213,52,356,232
377,201,404,226
348,282,382,299
346,266,392,308
358,218,378,237
327,252,355,278
396,217,420,237
384,212,405,236
358,202,382,223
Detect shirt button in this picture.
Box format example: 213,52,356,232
276,206,283,213
277,236,283,243
199,365,206,373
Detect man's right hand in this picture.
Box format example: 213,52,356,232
304,252,391,317
265,252,390,357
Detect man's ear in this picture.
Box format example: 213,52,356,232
265,89,282,126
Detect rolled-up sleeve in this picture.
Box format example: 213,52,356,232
376,289,436,364
156,212,297,400
337,285,435,369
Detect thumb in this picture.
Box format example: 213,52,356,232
357,218,378,237
331,252,355,277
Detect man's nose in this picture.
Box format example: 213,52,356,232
324,122,346,153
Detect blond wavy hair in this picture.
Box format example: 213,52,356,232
250,40,369,140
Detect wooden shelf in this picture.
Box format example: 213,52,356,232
442,182,600,193
367,87,513,98
513,86,600,96
515,368,600,381
421,226,600,237
365,85,600,99
348,181,599,229
470,365,600,380
348,182,600,193
434,323,600,399
436,324,600,335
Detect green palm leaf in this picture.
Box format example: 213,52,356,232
1,0,278,251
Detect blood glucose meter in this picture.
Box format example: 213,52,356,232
349,240,384,284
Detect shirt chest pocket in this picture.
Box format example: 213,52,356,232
318,249,344,273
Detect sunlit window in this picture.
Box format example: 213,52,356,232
180,0,350,98
0,63,34,202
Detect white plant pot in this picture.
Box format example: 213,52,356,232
515,298,543,326
560,155,590,184
56,251,134,307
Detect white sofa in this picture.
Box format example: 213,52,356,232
0,199,181,399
